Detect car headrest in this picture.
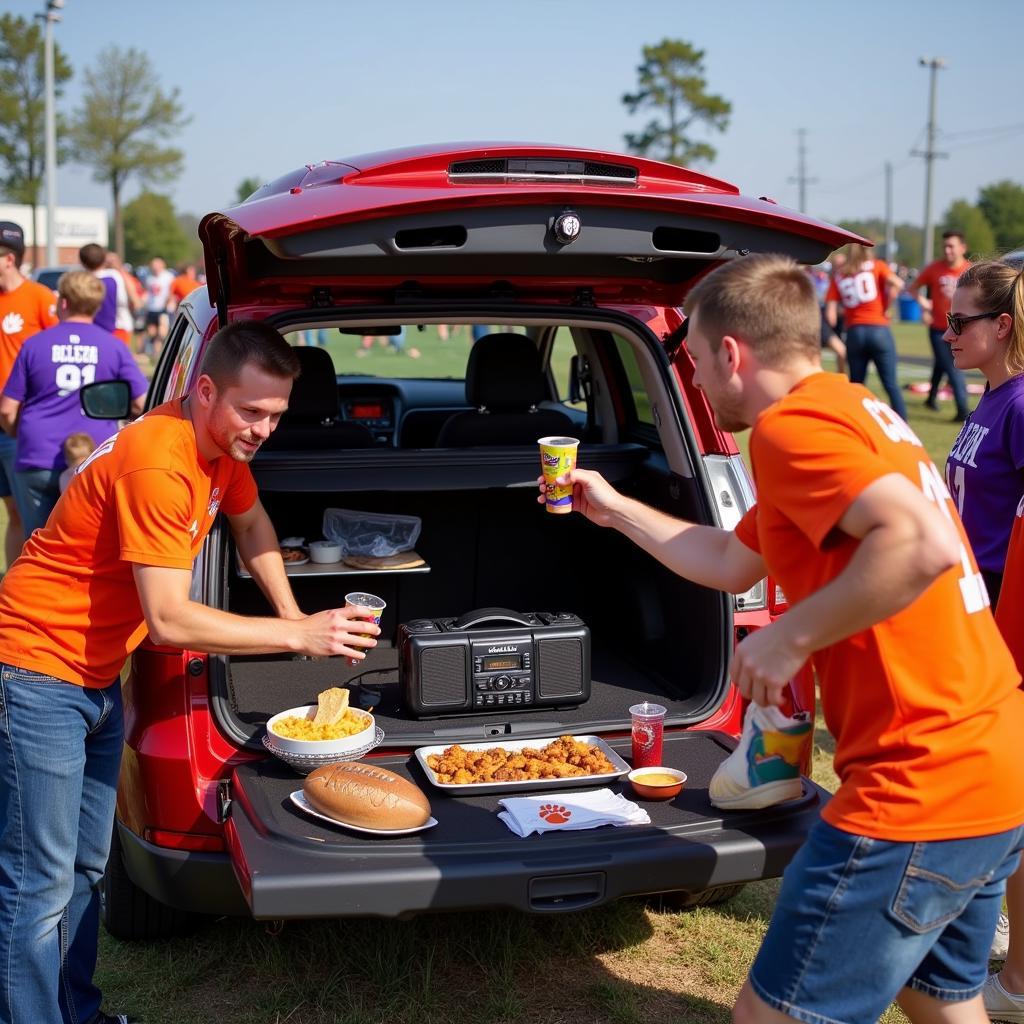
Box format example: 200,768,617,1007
465,333,545,411
288,345,338,422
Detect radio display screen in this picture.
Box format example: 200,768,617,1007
482,655,522,671
349,402,384,420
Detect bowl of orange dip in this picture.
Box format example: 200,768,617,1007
627,766,686,800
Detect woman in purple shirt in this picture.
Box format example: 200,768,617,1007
0,271,147,536
944,258,1024,609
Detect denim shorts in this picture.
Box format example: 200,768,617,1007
0,432,15,499
749,818,1024,1024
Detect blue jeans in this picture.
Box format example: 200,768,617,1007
846,324,908,421
750,818,1024,1024
0,665,123,1024
15,467,62,538
927,327,969,416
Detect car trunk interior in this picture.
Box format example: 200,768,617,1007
218,467,729,749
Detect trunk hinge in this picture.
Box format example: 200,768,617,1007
663,318,688,361
214,255,230,329
217,779,233,822
572,287,595,308
311,287,333,308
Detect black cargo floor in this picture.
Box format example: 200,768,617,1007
233,731,821,850
227,644,706,745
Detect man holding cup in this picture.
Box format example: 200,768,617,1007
539,254,1024,1024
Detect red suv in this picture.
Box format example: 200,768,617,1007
101,143,861,939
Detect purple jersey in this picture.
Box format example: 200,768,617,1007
93,274,117,333
2,321,149,471
946,374,1024,573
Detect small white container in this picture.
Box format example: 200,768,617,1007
266,705,375,755
308,540,343,564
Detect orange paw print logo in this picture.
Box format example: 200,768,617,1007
539,803,571,824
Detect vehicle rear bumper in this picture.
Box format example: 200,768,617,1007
116,821,248,918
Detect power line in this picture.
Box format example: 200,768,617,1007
787,129,818,214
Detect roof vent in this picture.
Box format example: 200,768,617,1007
449,157,638,186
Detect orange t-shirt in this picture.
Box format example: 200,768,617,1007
735,372,1024,841
169,276,199,306
0,400,257,688
825,259,894,327
911,258,971,324
995,497,1024,675
0,278,58,388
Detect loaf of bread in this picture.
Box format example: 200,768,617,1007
303,762,431,829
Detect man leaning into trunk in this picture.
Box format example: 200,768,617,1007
0,320,381,1024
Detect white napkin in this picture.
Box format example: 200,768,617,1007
497,788,651,837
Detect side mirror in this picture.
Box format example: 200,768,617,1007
80,380,132,420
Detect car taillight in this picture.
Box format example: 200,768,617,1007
703,454,768,612
144,828,226,853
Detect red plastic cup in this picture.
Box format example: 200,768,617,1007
344,591,386,667
630,702,666,768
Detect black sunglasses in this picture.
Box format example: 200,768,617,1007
946,310,1001,336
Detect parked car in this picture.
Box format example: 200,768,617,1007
98,142,864,939
32,264,76,291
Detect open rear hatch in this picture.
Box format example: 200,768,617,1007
200,143,868,317
225,731,826,918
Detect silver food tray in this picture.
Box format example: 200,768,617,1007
413,734,630,795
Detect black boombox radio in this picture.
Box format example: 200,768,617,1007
398,608,591,718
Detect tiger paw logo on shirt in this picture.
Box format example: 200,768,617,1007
2,312,24,336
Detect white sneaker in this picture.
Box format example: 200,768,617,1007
709,703,812,810
983,972,1024,1022
993,913,1011,961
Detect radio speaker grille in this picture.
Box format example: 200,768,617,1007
420,647,469,706
537,639,584,698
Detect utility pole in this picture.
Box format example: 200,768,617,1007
884,162,895,263
788,129,818,214
913,57,947,267
36,0,64,268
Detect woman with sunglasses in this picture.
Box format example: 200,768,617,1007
944,259,1024,609
954,261,1024,1021
825,243,906,419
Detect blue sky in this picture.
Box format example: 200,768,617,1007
7,0,1023,241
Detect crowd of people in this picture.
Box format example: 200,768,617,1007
0,219,202,569
1,206,1024,1024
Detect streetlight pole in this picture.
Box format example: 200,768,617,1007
914,57,947,267
39,0,63,268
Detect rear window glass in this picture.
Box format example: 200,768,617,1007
612,336,654,426
283,325,525,380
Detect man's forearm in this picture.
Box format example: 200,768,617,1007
775,520,956,657
147,600,305,655
606,494,762,593
233,518,302,619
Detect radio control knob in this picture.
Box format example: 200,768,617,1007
494,675,511,690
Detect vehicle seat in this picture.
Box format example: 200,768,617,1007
261,346,374,451
436,333,575,446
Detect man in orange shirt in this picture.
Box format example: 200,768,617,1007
167,262,201,313
908,230,972,421
544,255,1024,1024
0,221,58,566
0,320,382,1024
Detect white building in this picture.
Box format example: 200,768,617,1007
0,204,108,269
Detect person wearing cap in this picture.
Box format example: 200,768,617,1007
0,221,58,567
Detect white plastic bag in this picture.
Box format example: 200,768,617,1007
321,508,422,557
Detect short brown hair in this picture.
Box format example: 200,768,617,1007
958,259,1024,376
79,243,106,270
198,319,301,389
684,254,821,367
57,271,105,318
63,432,96,465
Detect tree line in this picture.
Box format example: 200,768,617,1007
2,18,1020,271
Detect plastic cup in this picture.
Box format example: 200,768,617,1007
344,591,386,667
538,436,580,515
630,702,667,768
